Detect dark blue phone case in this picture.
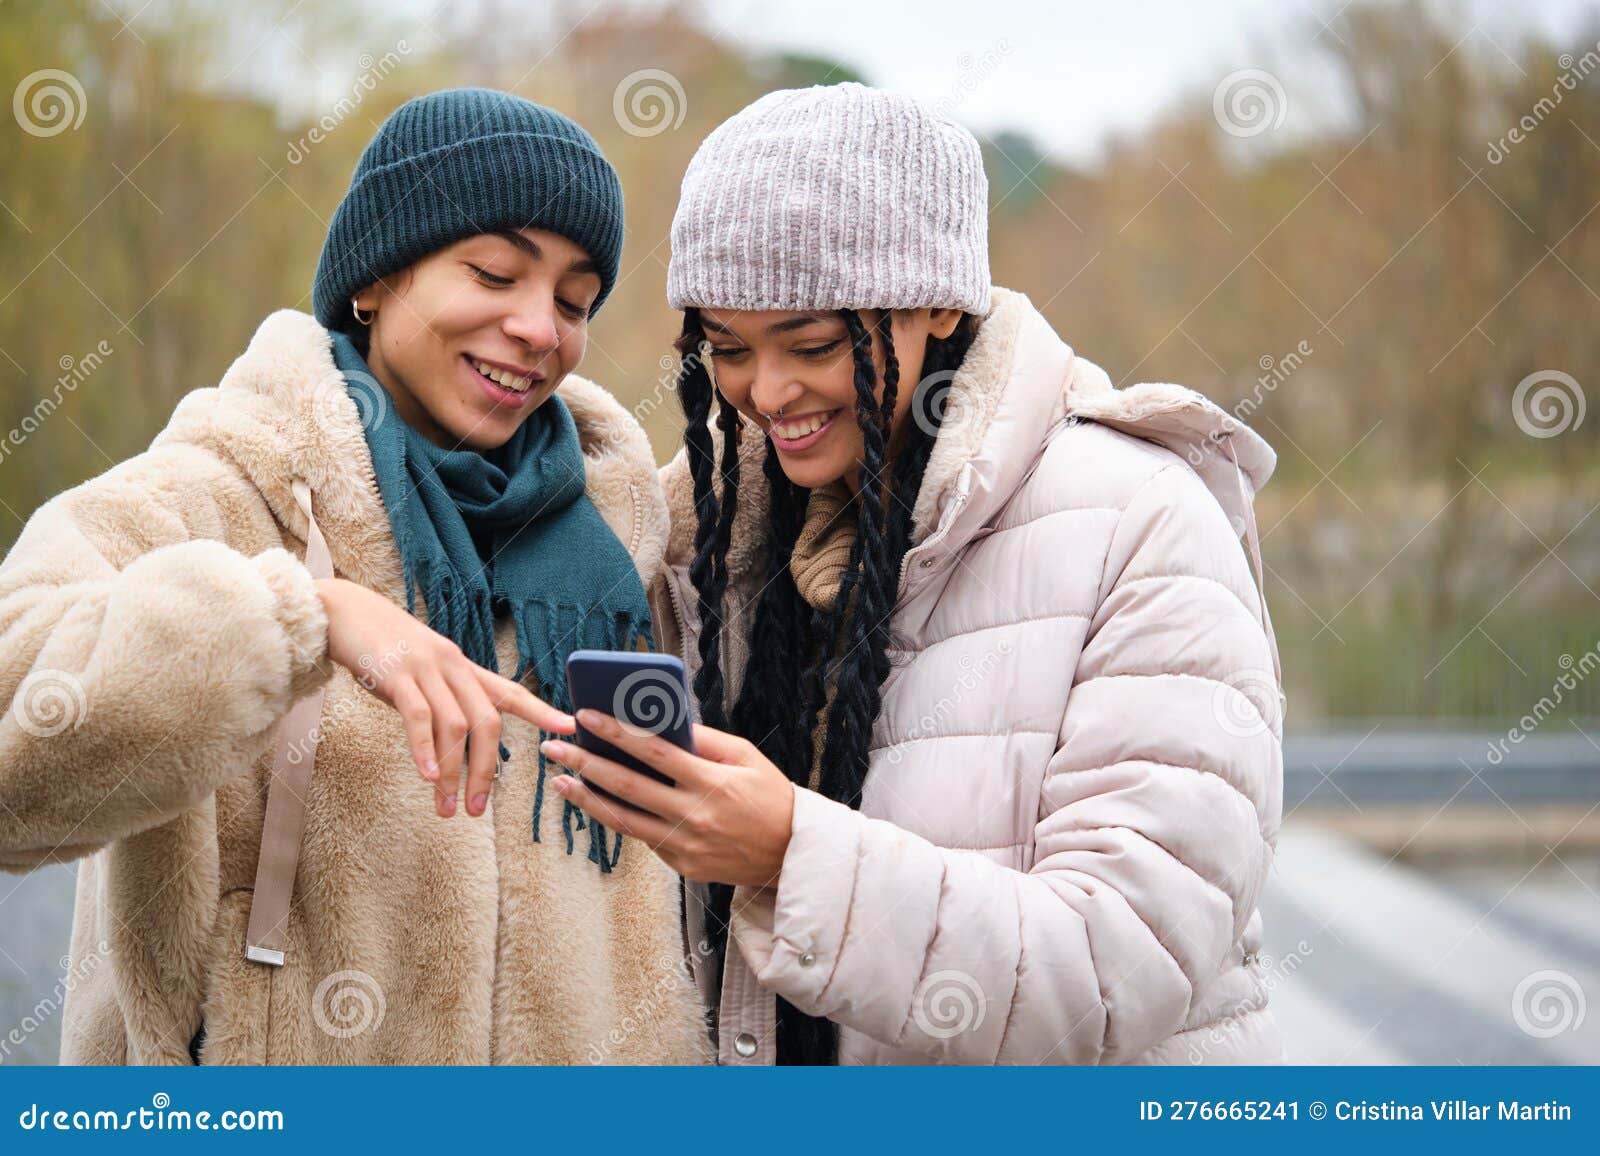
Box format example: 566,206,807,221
564,650,695,797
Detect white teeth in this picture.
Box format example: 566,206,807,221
776,412,832,439
474,359,532,392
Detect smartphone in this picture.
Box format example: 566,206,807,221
564,650,695,795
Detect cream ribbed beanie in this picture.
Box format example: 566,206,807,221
667,83,991,314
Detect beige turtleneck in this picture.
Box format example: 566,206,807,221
790,478,857,612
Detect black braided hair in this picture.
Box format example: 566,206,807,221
675,311,737,732
673,307,979,1063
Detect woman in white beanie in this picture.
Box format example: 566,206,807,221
542,82,1288,1066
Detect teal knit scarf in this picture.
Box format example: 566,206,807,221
330,330,651,871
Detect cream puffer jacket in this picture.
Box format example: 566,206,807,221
652,287,1287,1065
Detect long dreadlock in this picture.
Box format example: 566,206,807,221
674,306,978,1064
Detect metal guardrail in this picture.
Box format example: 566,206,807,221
1284,727,1600,806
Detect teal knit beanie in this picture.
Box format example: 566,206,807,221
312,87,624,333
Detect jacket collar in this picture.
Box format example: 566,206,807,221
660,286,1278,585
153,309,668,598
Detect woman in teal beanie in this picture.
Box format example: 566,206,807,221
0,87,709,1065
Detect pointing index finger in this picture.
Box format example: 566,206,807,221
480,669,575,734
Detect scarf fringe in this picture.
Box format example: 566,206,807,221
522,603,653,874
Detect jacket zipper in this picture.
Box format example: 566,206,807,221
661,565,695,669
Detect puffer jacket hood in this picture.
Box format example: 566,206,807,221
654,286,1286,1065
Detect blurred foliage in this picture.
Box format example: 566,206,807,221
1,0,1597,725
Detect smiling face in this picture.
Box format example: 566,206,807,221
698,307,962,491
351,227,602,451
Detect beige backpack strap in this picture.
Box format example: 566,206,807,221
245,479,332,966
1224,439,1286,711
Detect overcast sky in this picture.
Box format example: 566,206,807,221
280,0,1600,167
690,0,1600,164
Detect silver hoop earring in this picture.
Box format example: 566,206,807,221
351,298,375,326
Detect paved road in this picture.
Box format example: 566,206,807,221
2,823,1596,1065
1262,825,1598,1064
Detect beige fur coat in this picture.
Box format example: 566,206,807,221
0,309,711,1065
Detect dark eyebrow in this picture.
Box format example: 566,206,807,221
489,229,600,277
699,313,834,340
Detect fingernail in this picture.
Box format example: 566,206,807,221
470,793,488,815
540,739,565,758
441,794,456,817
550,776,569,795
576,708,602,729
